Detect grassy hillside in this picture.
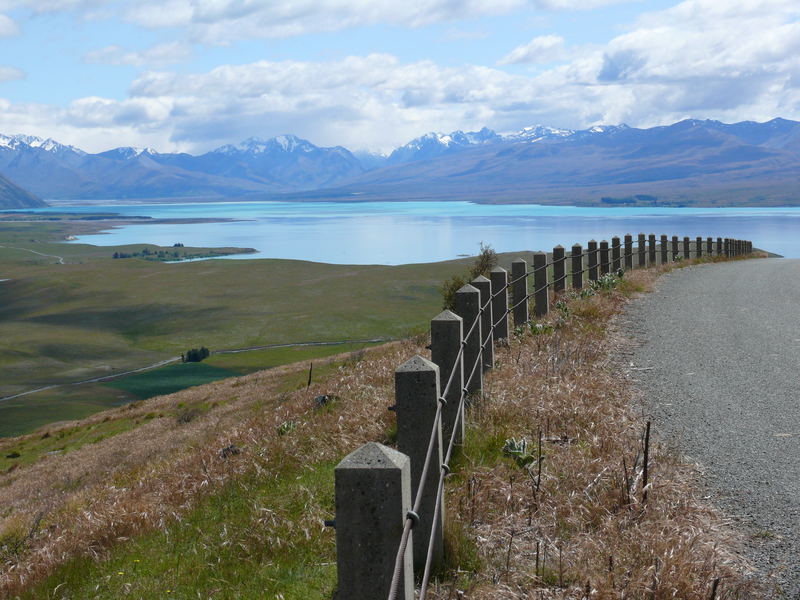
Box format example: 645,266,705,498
0,255,765,598
0,174,45,208
0,217,519,436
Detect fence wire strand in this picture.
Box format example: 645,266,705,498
385,235,748,600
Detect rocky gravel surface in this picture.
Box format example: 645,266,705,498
622,258,800,598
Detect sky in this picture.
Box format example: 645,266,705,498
0,0,798,154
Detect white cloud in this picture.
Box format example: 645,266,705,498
126,0,634,43
499,34,566,64
84,42,193,67
0,13,18,36
0,66,24,81
3,0,800,155
0,0,108,13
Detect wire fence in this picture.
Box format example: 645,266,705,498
329,235,753,600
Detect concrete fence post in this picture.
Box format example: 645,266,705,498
395,356,444,570
471,275,493,373
571,244,583,290
672,235,679,261
599,240,610,275
588,240,598,282
706,237,713,256
611,236,621,271
431,310,464,446
511,259,529,328
455,284,482,394
716,237,722,255
683,236,690,260
533,251,549,318
648,233,657,265
489,267,509,343
624,234,633,270
660,234,668,264
637,233,646,268
552,245,566,293
335,442,414,600
696,236,703,258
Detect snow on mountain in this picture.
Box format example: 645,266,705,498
504,125,575,142
388,127,502,164
0,134,86,155
98,146,158,159
213,134,319,156
585,124,630,135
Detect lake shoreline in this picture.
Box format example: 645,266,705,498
3,200,794,261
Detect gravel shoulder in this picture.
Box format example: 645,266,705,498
621,258,800,597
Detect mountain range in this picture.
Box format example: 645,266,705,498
2,118,800,208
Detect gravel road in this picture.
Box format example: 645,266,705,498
622,258,800,597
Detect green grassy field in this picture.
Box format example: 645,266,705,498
0,216,510,437
105,363,239,399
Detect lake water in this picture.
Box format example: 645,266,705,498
23,201,800,263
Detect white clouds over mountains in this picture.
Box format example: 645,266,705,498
124,0,610,42
0,0,799,154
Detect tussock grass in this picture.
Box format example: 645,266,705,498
430,262,765,598
0,254,767,598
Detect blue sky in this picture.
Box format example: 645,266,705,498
0,0,797,154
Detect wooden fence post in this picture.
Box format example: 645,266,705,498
716,237,722,255
471,275,493,373
624,234,633,270
660,234,668,264
696,236,703,258
395,356,444,570
611,236,621,271
588,240,598,282
533,251,549,318
599,240,610,275
706,237,713,255
431,310,464,445
455,284,482,394
489,267,509,343
552,245,566,293
683,236,690,260
672,235,679,261
335,442,414,600
648,233,656,265
637,233,646,268
511,259,528,328
571,244,583,290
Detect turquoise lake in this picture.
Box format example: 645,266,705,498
30,201,800,263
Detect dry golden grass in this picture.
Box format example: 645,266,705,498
0,254,767,598
429,265,763,598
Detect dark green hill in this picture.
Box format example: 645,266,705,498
0,173,46,208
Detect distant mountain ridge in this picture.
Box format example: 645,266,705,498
0,171,46,208
1,118,799,205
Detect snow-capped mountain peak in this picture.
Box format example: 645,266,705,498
241,135,316,154
103,146,157,159
0,134,86,155
388,127,502,163
504,125,575,143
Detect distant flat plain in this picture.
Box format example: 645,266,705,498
0,216,483,436
1,200,788,436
